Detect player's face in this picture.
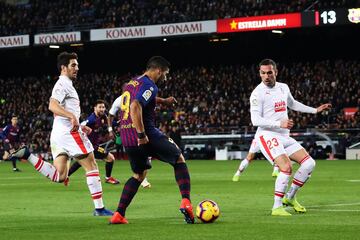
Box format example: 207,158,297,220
156,68,169,83
259,65,277,88
11,117,18,126
64,59,79,80
94,103,106,116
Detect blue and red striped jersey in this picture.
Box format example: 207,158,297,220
119,75,163,147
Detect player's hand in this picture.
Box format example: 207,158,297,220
316,103,332,113
70,114,79,132
81,125,92,135
165,97,177,106
137,135,149,145
280,119,294,129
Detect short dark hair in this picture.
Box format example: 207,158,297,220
94,99,106,107
57,52,78,72
146,56,170,71
11,115,17,119
259,58,277,70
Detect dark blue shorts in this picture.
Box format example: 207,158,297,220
93,146,108,160
125,136,182,174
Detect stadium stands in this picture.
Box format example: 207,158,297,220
0,0,353,36
0,60,359,158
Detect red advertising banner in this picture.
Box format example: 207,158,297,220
344,107,358,119
217,13,301,33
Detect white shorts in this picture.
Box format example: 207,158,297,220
249,139,260,154
255,131,303,164
50,128,94,159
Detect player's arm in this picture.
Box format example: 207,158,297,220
156,96,177,106
286,86,317,113
79,116,93,135
130,100,148,145
287,86,332,113
107,96,122,137
250,91,292,129
49,98,79,131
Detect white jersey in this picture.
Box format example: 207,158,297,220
49,75,93,158
109,95,123,116
250,82,316,136
50,75,81,131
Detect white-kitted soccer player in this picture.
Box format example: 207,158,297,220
11,52,113,216
250,59,331,216
232,138,279,182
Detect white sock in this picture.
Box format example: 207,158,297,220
235,158,249,176
28,154,59,182
273,165,279,172
273,171,291,209
86,170,104,209
286,156,316,199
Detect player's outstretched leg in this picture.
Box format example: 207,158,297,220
174,157,194,224
110,176,142,224
68,161,81,177
10,146,60,182
64,161,82,186
232,158,249,182
10,156,21,172
283,155,316,213
104,153,120,185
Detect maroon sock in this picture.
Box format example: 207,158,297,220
117,177,141,216
174,162,191,200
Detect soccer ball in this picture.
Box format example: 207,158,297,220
196,200,220,223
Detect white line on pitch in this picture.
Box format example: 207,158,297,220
309,209,360,212
0,177,39,180
307,202,360,208
346,180,360,182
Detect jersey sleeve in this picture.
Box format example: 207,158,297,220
109,96,122,116
0,125,8,140
82,114,96,128
50,81,68,103
286,85,317,114
250,90,281,128
135,82,157,107
2,125,9,138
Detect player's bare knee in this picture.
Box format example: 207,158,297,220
133,171,147,182
107,153,115,162
279,164,292,175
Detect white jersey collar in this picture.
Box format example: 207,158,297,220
260,81,278,89
59,75,73,85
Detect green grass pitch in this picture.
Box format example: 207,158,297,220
0,159,359,240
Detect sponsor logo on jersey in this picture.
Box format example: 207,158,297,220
252,98,258,106
142,90,152,101
274,100,286,112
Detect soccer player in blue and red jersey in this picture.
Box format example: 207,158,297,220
66,100,120,185
1,115,21,172
109,56,194,224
